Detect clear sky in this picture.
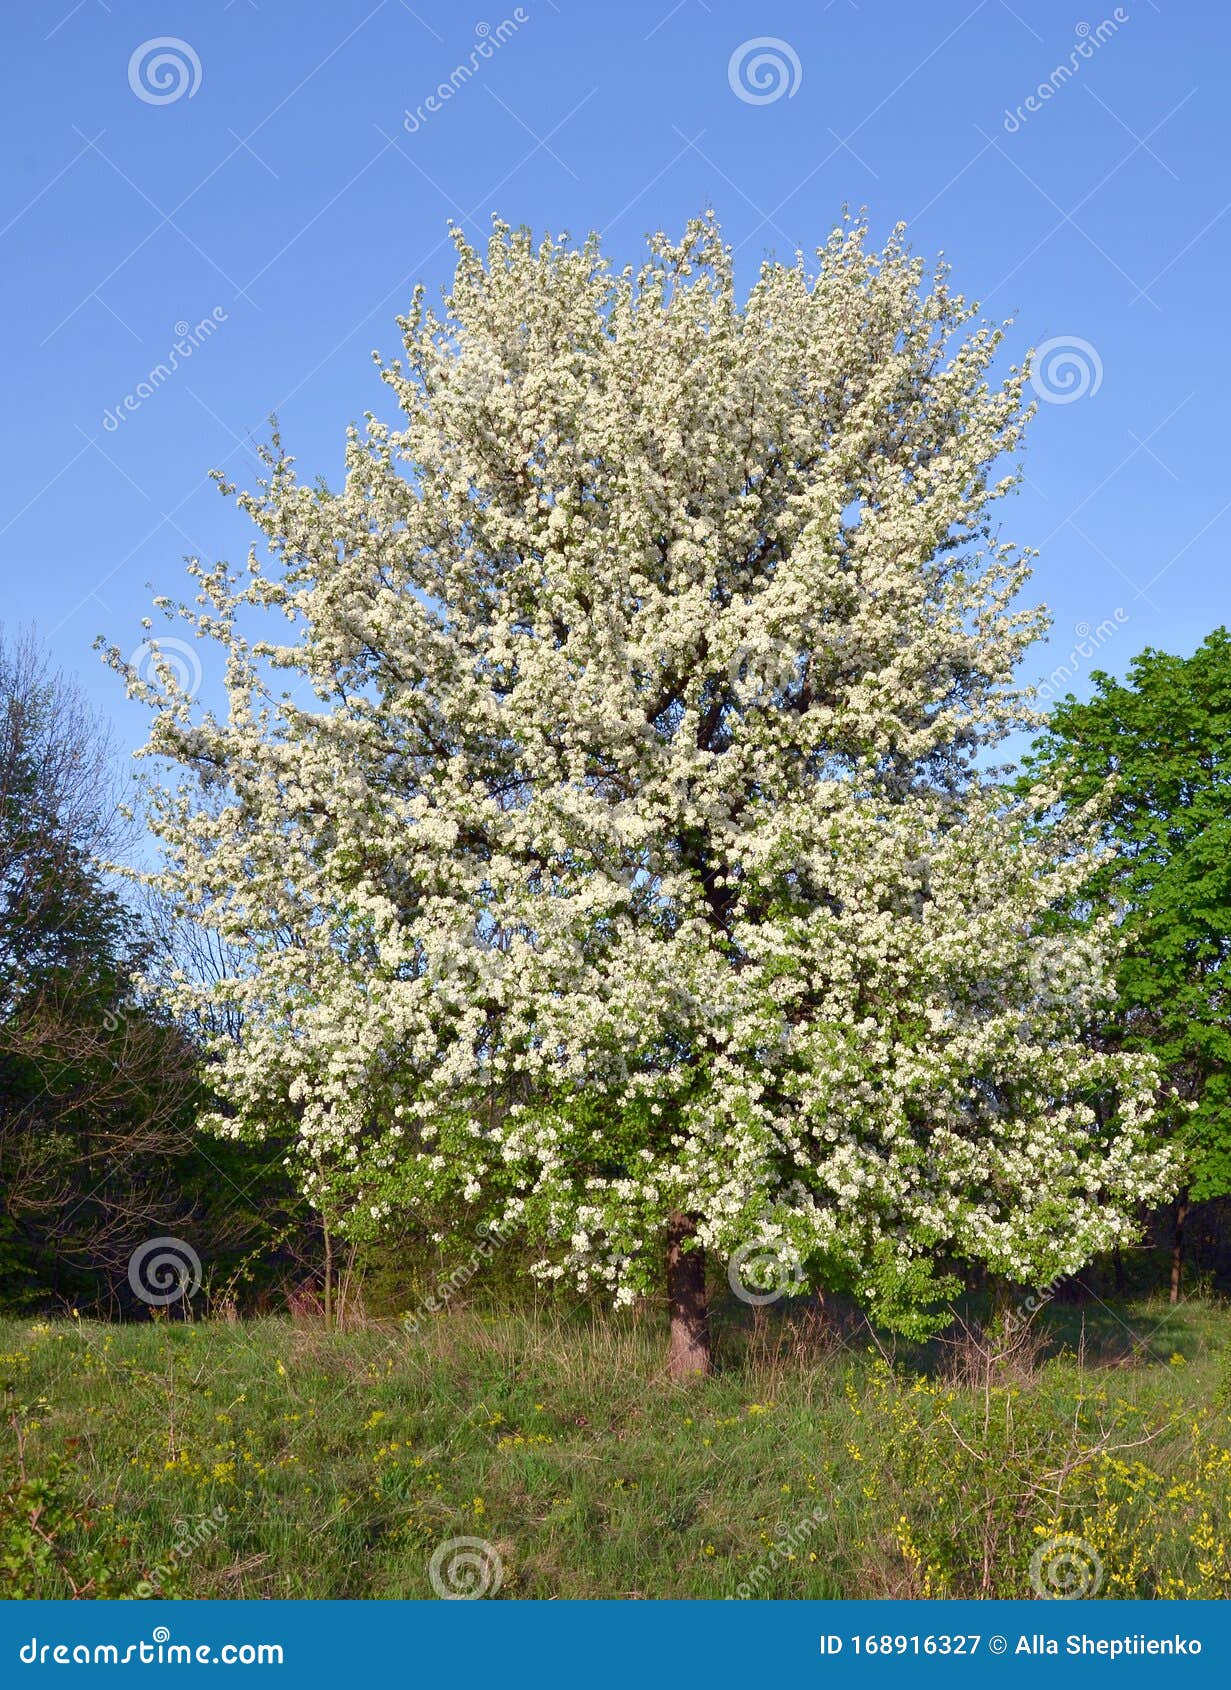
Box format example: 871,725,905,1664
3,0,1228,756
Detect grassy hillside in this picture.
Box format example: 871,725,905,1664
3,1297,1230,1599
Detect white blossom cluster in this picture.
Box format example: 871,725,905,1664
109,215,1176,1331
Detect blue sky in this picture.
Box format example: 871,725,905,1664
3,0,1228,755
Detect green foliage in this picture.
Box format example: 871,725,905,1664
1,1400,131,1598
0,630,313,1316
862,1352,1231,1598
1028,628,1231,1200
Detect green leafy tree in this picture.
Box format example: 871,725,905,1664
0,631,286,1311
1028,628,1231,1296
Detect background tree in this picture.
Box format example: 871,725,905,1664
1028,628,1231,1300
114,217,1175,1374
0,630,281,1311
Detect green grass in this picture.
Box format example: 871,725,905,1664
3,1295,1230,1600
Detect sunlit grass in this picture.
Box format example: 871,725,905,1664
2,1295,1228,1599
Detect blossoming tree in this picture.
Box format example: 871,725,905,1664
113,216,1175,1374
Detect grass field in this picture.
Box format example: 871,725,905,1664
3,1294,1230,1600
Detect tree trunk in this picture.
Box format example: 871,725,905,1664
666,1211,711,1379
1170,1196,1189,1305
322,1211,334,1333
